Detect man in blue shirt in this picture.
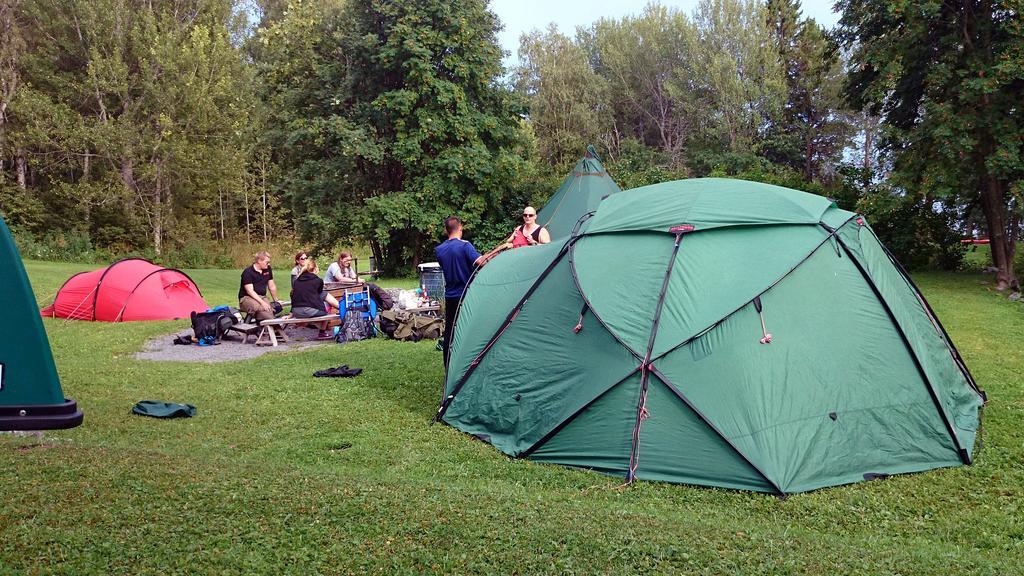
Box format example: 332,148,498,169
435,216,485,367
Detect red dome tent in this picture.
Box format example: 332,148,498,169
41,258,208,322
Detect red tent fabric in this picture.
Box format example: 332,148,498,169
40,258,208,322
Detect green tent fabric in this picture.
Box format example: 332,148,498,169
536,145,622,239
437,178,985,494
131,401,196,419
0,215,83,431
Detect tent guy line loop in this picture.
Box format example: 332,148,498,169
753,296,773,344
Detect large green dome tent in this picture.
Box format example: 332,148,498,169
536,145,622,239
437,178,984,495
0,216,83,431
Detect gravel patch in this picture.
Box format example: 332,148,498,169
135,325,334,363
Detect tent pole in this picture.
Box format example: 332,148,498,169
626,228,687,483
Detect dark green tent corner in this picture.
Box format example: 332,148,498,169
0,216,83,431
438,178,985,495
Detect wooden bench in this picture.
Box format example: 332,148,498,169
236,314,338,347
227,322,261,344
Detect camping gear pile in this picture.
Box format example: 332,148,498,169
337,288,376,343
379,310,444,342
437,177,985,495
187,307,242,345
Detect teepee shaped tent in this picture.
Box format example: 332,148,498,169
438,178,984,494
0,216,83,431
536,145,622,239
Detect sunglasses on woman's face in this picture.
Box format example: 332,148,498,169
523,213,535,218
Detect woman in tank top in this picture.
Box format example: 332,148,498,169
505,206,551,248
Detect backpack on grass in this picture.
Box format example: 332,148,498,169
379,310,443,342
190,307,239,345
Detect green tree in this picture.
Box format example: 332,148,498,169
582,5,696,166
263,0,530,272
689,0,786,153
838,0,1024,290
515,25,607,168
764,0,851,182
1,0,258,257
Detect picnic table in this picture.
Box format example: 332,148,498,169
229,314,338,347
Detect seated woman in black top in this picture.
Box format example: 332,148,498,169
290,259,341,339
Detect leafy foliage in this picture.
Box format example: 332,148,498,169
260,0,530,272
837,0,1024,289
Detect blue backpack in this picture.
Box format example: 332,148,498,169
337,293,377,343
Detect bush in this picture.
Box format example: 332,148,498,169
11,227,114,263
857,193,967,271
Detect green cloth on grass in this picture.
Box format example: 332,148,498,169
132,400,196,419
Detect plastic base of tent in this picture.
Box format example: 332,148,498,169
0,398,83,431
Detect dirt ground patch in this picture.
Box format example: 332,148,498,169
135,325,334,363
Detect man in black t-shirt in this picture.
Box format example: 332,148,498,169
239,251,281,323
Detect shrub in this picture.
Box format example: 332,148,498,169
857,193,966,271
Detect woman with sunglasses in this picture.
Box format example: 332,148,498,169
506,206,551,248
290,250,309,287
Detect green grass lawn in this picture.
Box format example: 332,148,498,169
3,261,1023,574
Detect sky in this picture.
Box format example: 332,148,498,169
490,0,842,65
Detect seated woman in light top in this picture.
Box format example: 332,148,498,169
291,258,341,339
290,250,308,287
504,206,551,248
324,251,363,285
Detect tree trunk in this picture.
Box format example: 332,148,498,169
244,187,251,244
411,233,421,269
153,161,163,256
978,174,1018,291
370,239,384,274
804,129,813,181
218,188,225,240
120,157,137,192
82,151,91,227
15,149,25,189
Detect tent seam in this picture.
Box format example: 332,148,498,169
865,226,984,399
89,257,156,321
567,240,645,361
650,366,785,495
518,366,642,458
114,267,191,322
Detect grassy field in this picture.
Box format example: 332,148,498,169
3,261,1023,574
